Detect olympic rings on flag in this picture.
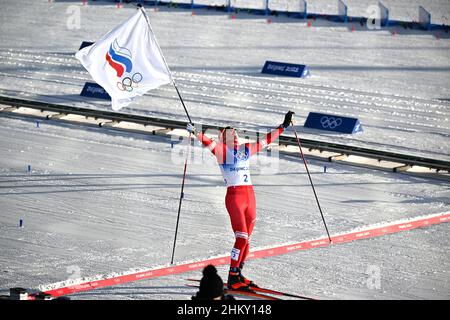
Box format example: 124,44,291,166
320,116,342,129
117,72,143,92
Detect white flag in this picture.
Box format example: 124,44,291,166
76,8,171,111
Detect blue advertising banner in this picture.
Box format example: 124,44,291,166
80,82,111,100
79,41,94,50
304,112,363,134
261,61,310,78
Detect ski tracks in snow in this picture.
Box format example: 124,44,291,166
0,49,449,160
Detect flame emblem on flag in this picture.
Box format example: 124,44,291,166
105,39,133,78
105,39,143,92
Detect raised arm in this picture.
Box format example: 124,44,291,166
186,123,218,155
196,131,218,155
246,126,284,156
246,111,295,156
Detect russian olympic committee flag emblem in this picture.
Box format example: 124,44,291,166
76,8,171,111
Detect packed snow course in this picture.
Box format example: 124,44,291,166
0,0,449,299
0,0,449,160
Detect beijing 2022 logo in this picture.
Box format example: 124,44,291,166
105,39,143,92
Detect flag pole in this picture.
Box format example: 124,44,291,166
139,5,193,263
139,6,192,123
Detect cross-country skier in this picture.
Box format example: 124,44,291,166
186,111,295,291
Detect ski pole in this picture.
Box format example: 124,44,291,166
170,132,192,264
291,121,332,243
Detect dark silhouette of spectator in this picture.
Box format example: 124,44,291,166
192,265,235,300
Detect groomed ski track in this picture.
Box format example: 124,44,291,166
0,1,449,161
0,0,449,300
40,212,449,299
0,115,448,300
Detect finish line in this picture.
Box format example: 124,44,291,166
40,211,449,298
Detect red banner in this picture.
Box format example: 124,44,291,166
42,212,449,298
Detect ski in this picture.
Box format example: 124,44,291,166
187,278,315,300
242,285,316,300
185,283,280,300
225,288,281,301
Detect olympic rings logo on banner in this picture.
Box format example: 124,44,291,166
320,116,342,129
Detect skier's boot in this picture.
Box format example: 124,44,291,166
238,263,259,288
227,268,254,292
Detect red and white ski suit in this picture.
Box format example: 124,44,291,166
196,126,284,268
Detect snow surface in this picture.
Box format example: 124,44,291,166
0,0,449,300
0,115,448,299
0,0,449,161
272,0,450,25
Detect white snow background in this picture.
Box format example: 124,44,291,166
0,0,449,299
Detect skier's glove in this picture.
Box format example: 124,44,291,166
186,123,196,134
282,111,295,128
